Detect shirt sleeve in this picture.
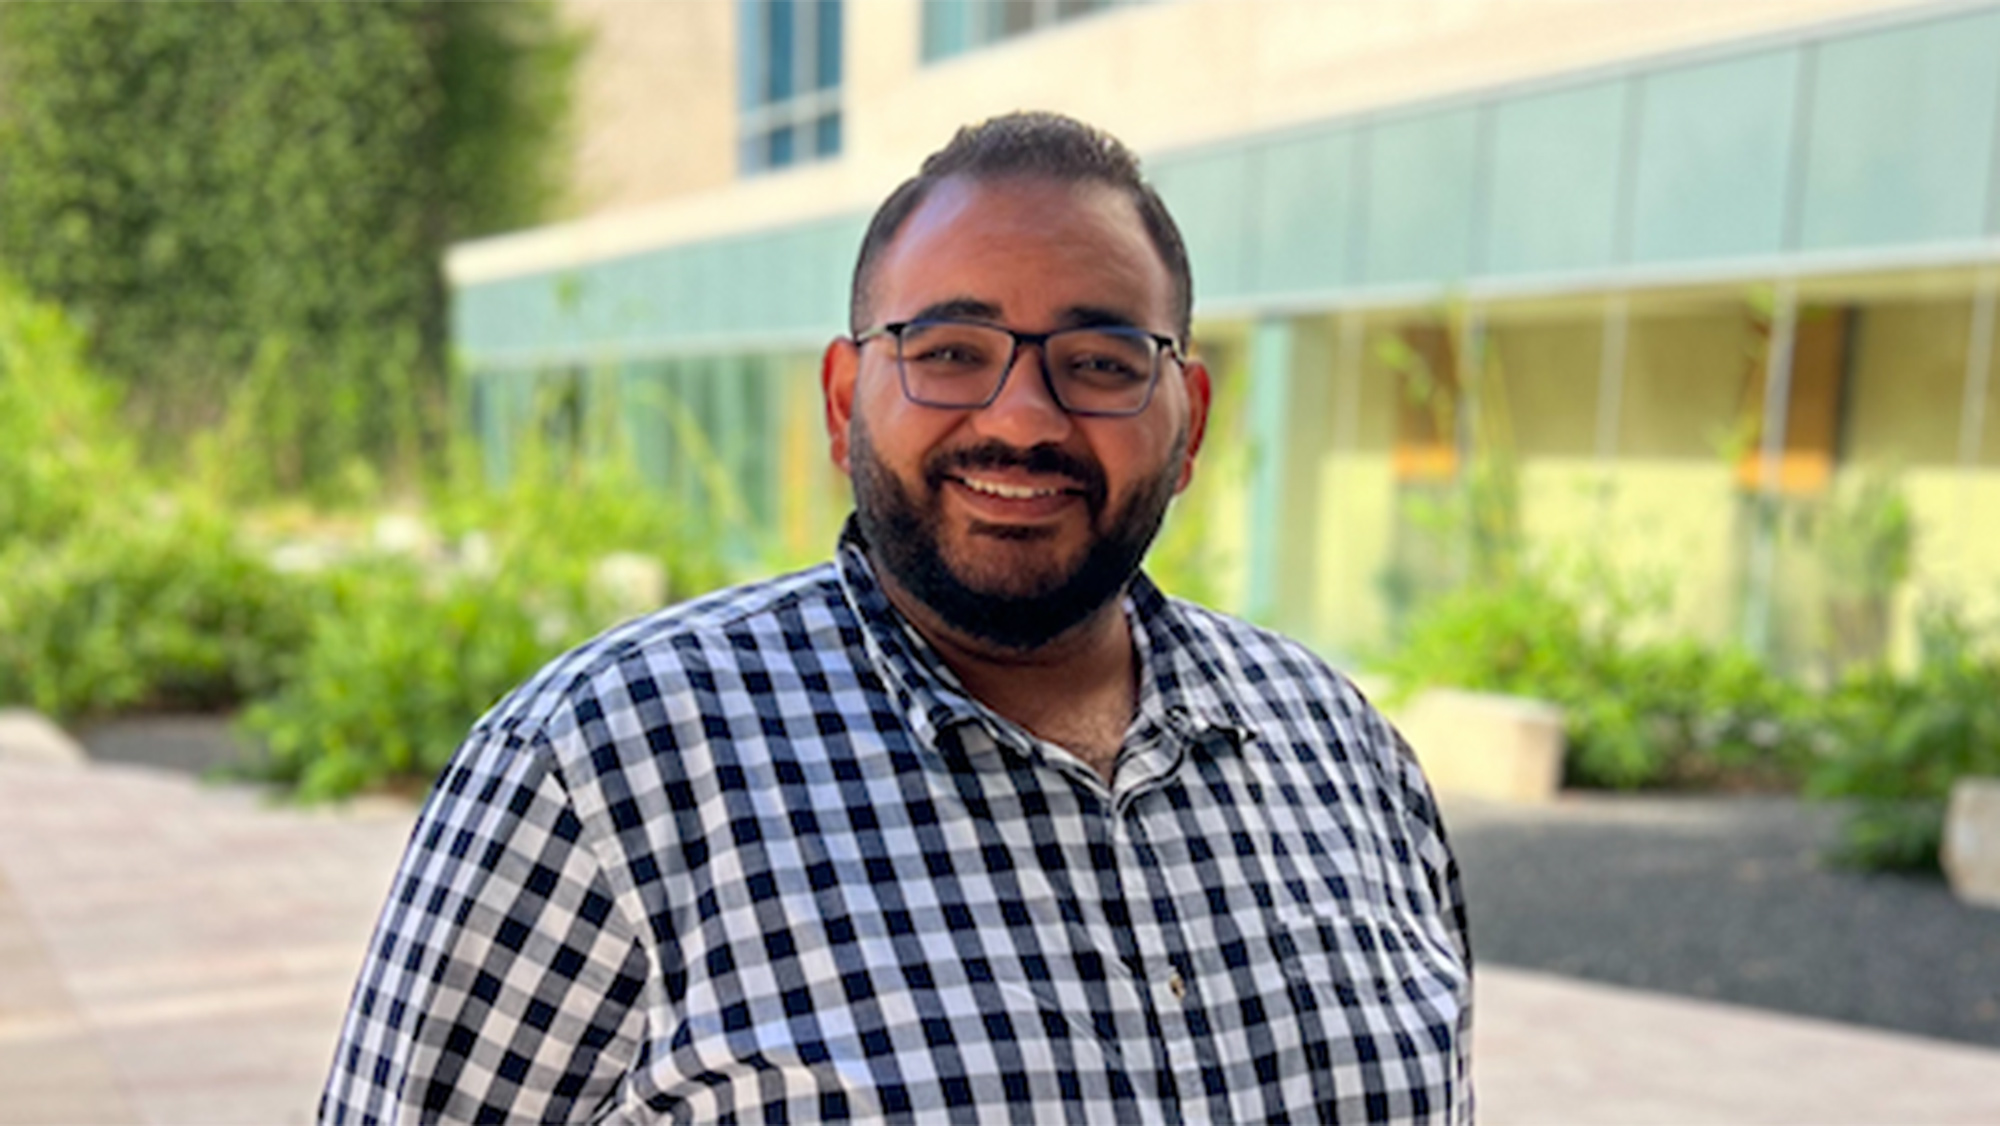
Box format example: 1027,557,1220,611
320,726,650,1125
1387,720,1475,1125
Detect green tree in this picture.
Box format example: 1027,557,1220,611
0,1,578,491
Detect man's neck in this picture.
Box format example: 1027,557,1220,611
872,562,1138,785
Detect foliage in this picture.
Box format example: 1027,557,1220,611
0,1,579,489
1812,468,1915,672
1815,469,1915,600
0,275,138,545
1380,562,1815,790
0,501,315,718
239,558,568,801
0,278,312,720
242,412,743,800
1807,604,2000,871
0,282,740,798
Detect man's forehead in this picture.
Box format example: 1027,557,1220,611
872,175,1167,322
896,174,1136,238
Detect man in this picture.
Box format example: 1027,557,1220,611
323,112,1470,1124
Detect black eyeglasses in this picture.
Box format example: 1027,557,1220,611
852,318,1185,417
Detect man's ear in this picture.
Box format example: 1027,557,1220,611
822,337,858,476
1175,359,1211,495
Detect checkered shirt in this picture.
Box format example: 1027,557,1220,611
322,530,1472,1124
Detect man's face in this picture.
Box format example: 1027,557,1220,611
823,176,1210,649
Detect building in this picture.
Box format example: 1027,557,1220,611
448,0,2000,671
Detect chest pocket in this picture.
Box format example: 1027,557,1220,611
1270,899,1466,1022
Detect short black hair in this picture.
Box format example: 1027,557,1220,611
849,112,1193,341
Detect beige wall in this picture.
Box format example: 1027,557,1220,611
558,0,739,218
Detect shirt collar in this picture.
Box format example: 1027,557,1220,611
833,519,1253,763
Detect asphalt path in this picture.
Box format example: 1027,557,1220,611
1444,793,2000,1049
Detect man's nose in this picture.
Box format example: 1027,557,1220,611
971,343,1073,446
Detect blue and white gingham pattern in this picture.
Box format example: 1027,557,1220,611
322,529,1472,1124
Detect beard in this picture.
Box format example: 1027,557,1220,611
848,416,1185,652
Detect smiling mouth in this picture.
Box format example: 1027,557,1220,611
952,475,1083,500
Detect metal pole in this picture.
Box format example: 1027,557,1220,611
1336,310,1364,462
1455,305,1487,588
1744,278,1799,657
1594,292,1630,480
1958,270,1997,474
1246,317,1295,626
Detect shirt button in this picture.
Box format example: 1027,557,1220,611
1168,970,1187,1002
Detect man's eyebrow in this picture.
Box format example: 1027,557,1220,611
1055,305,1142,331
904,300,1149,331
909,298,1002,323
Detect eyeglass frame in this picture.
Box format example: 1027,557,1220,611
850,318,1189,418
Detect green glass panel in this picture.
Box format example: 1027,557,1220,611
1630,49,1797,265
922,0,970,61
774,223,837,332
458,277,550,356
682,242,723,336
1252,128,1357,295
1363,107,1481,285
1151,149,1252,302
547,272,587,354
722,235,776,334
663,247,699,338
450,284,505,354
768,229,816,330
1801,9,2000,250
456,209,870,363
589,256,642,341
811,219,853,331
1485,80,1627,275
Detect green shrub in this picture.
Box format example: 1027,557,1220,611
240,559,569,801
1564,640,1813,790
0,503,314,718
1807,605,2000,871
1380,566,1814,790
242,444,743,800
0,274,137,545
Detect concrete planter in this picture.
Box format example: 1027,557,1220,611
1392,688,1566,803
1943,777,2000,910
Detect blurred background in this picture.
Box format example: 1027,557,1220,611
3,1,1999,1121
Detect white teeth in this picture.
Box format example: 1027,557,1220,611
960,477,1061,500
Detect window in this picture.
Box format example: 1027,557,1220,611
1733,305,1851,495
922,0,1127,63
739,0,842,175
1386,324,1461,483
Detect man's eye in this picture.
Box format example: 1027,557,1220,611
911,343,990,367
1064,354,1145,384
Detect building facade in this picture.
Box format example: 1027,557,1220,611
452,0,2000,670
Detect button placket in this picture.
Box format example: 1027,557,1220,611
1117,786,1211,1121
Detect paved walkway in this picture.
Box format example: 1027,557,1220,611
2,755,1998,1123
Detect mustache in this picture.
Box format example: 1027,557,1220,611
923,441,1107,502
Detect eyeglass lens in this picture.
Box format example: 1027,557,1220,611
896,321,1158,414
